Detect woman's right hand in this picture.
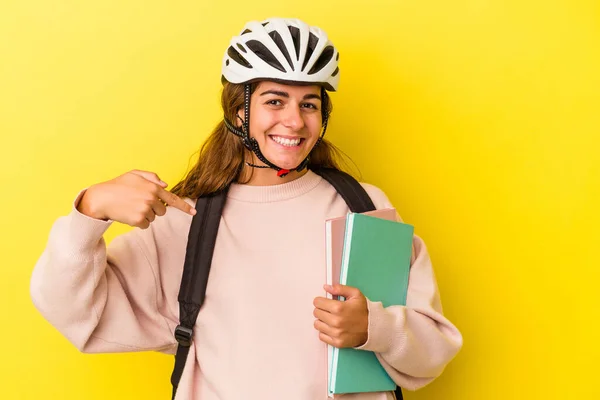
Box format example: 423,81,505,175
77,170,196,228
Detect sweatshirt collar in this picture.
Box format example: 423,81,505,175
227,170,322,203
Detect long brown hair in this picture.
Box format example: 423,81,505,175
170,81,355,199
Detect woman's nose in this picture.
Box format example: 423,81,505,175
281,105,305,131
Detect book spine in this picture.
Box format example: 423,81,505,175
325,221,333,301
339,213,355,302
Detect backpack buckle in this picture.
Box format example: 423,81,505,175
174,325,193,347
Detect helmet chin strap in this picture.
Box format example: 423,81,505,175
224,84,328,178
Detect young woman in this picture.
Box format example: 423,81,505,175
31,17,462,400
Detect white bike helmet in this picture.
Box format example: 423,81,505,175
221,18,340,177
222,18,340,91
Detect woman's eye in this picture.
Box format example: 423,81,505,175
266,99,282,106
301,103,318,110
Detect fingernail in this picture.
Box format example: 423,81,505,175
160,181,168,187
190,209,197,215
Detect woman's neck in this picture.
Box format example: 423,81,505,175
239,165,308,186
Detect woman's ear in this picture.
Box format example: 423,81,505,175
236,108,244,128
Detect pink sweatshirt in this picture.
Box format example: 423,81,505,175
30,170,462,400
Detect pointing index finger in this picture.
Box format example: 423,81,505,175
157,188,196,216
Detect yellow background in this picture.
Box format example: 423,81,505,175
1,0,598,399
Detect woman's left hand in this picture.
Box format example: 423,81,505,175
313,284,369,348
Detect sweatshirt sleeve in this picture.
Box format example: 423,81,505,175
30,191,178,354
358,184,463,390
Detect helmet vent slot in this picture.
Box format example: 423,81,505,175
246,40,286,73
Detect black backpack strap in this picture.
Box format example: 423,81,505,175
170,188,229,399
315,167,404,400
395,386,404,399
313,167,376,213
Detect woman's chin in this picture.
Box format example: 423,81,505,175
263,154,308,171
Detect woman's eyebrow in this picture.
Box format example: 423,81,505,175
259,90,321,101
260,90,289,97
303,93,322,101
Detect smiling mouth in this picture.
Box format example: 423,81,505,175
269,135,304,147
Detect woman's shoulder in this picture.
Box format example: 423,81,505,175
359,182,395,210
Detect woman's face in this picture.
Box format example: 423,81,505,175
241,81,323,171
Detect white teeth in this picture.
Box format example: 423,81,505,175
271,136,301,147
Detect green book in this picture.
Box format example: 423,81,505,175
328,213,414,395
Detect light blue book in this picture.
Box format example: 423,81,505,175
328,213,414,395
